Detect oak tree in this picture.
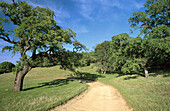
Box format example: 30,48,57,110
128,0,170,77
95,41,112,74
0,1,85,92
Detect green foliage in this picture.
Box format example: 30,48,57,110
80,52,96,66
73,40,88,52
0,62,15,74
0,1,86,73
109,33,144,74
42,57,52,67
94,41,112,74
128,0,170,71
91,0,170,76
129,0,170,37
110,33,131,71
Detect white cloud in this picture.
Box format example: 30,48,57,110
80,3,94,21
75,25,89,34
97,0,122,8
74,0,145,22
73,0,125,21
131,0,144,9
76,0,95,21
69,21,89,34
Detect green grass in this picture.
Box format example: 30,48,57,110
77,65,170,111
0,66,88,111
1,65,169,111
98,74,170,111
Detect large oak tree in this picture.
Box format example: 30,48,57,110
128,0,170,77
0,1,85,92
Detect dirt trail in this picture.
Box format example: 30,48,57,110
51,81,133,111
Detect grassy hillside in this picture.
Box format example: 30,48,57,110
78,65,170,111
0,66,88,111
0,65,169,111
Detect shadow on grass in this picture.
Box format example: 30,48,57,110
123,75,139,80
149,69,170,77
113,69,170,80
114,72,141,80
112,70,145,80
23,79,71,91
68,71,105,81
116,72,144,77
23,71,105,91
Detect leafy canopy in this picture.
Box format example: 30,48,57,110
0,1,86,71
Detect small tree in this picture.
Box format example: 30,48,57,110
0,62,15,74
110,33,151,77
0,1,86,92
110,33,132,72
94,41,112,74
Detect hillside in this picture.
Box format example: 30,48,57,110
0,66,88,111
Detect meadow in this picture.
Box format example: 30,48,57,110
79,65,170,111
0,66,88,111
0,65,169,111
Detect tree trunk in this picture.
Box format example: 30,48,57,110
12,62,31,92
103,68,106,74
100,68,103,74
144,67,149,78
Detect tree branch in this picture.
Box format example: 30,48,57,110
0,36,17,44
23,37,32,55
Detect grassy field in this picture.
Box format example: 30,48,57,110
78,65,170,111
0,65,169,111
0,66,88,111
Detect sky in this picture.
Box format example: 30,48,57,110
0,0,146,64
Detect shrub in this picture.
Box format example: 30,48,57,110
0,62,15,74
43,57,52,67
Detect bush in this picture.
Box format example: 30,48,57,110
0,62,15,74
43,57,52,67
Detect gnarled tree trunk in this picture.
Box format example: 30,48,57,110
12,62,31,92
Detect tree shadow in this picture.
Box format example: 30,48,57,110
105,71,121,75
68,71,105,81
149,69,170,77
114,71,145,80
123,75,139,80
23,71,105,91
115,72,142,77
23,79,71,91
114,69,170,80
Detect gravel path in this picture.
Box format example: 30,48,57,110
51,81,133,111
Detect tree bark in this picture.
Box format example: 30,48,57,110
12,62,31,92
144,67,149,78
104,70,106,74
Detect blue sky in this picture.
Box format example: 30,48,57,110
0,0,146,64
